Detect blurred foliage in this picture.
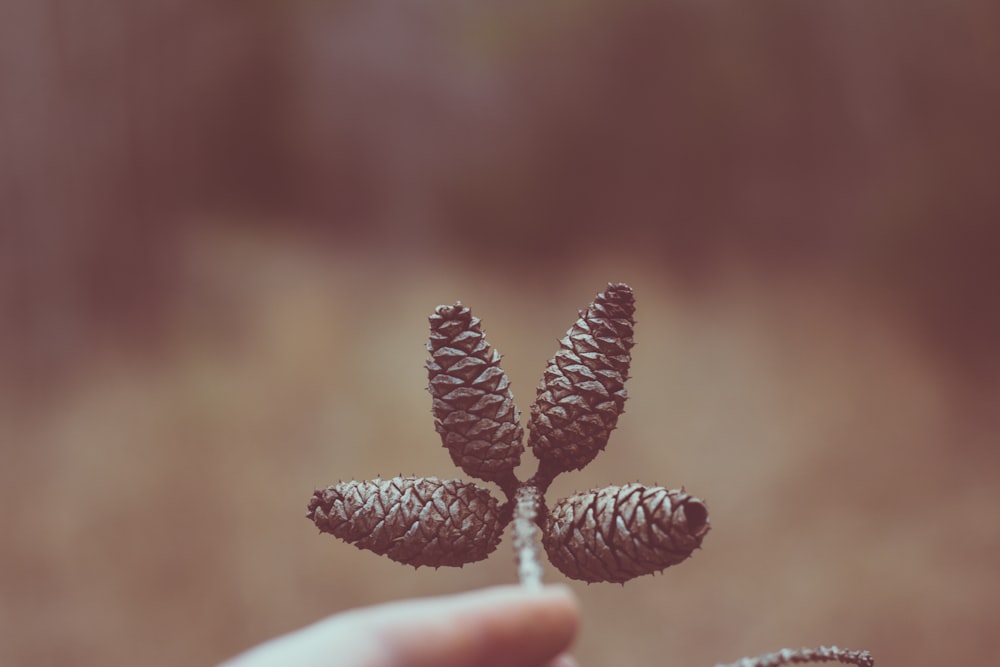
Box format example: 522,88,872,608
4,0,1000,388
4,0,1000,390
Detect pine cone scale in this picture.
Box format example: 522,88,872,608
471,365,507,389
446,355,488,376
309,283,715,590
429,373,464,391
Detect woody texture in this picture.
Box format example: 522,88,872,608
305,282,873,667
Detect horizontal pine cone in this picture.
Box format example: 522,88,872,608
427,304,523,485
543,483,710,583
528,283,635,472
307,476,505,568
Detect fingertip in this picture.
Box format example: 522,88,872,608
517,584,578,616
547,654,581,667
531,584,580,638
378,585,580,667
538,583,579,608
499,585,580,666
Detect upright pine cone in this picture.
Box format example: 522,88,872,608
542,484,710,583
427,304,523,487
307,476,506,568
527,283,635,473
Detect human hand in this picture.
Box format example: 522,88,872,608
219,584,580,667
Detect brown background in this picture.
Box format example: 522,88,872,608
3,2,999,666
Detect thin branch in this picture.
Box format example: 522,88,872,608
512,485,543,589
715,646,874,667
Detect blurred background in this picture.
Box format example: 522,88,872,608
2,1,1000,665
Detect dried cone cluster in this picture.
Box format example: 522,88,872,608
308,283,710,584
306,283,873,667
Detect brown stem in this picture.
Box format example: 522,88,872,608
525,458,562,494
714,646,874,667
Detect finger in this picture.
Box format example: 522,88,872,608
542,653,581,667
359,584,580,667
219,584,579,667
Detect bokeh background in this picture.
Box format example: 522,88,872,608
3,1,1000,665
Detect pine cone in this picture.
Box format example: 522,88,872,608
307,476,506,568
542,484,710,583
427,304,523,486
527,283,635,473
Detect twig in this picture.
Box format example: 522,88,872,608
513,485,543,588
715,646,874,667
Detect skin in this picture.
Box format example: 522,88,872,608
219,585,580,667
